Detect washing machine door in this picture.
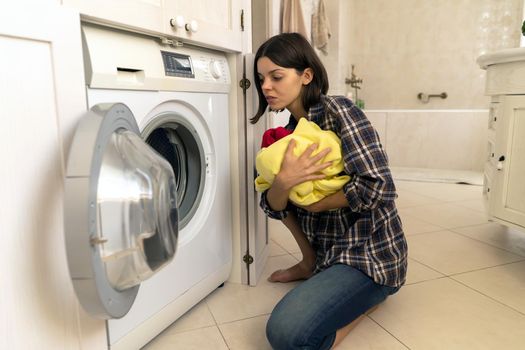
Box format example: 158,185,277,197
64,103,178,319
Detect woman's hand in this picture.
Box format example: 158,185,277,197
273,139,332,191
266,139,332,211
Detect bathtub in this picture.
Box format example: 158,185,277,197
366,109,487,184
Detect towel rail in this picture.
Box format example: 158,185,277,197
417,92,447,103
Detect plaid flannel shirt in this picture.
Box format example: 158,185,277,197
260,95,408,287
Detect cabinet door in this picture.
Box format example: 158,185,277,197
62,0,164,34
164,0,242,52
243,54,269,285
0,3,106,349
492,95,525,229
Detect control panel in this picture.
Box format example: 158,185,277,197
161,48,229,85
82,23,231,92
161,52,195,78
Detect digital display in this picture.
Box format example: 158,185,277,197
161,51,195,78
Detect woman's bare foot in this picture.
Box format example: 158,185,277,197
267,260,314,283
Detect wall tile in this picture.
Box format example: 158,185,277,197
344,0,522,109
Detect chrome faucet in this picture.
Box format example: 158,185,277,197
345,65,364,107
345,65,363,90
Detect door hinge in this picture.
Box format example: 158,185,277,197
90,236,108,245
239,77,251,91
240,9,245,31
160,37,183,47
243,253,254,265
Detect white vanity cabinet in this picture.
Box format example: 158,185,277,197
61,0,243,52
478,49,525,231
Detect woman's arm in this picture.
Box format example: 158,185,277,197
336,101,397,212
298,189,348,213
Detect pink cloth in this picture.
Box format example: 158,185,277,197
261,127,292,148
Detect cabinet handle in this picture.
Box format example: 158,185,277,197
185,20,199,33
497,155,505,171
170,15,185,29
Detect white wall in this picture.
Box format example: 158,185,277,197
319,0,523,172
346,0,523,110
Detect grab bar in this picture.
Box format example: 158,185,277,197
417,92,447,103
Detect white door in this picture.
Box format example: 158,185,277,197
240,54,270,285
64,103,179,319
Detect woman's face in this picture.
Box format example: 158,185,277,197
257,56,312,116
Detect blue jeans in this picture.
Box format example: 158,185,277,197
266,264,399,350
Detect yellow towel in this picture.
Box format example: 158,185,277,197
254,119,350,206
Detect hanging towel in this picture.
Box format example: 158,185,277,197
254,119,350,206
312,0,331,54
281,0,309,41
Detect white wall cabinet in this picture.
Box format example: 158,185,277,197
62,0,164,34
62,0,243,52
0,3,106,349
164,0,243,51
479,49,525,231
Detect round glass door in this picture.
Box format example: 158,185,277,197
64,103,179,319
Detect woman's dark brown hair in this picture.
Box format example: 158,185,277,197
250,33,329,124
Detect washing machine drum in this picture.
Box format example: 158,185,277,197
142,117,205,229
64,103,178,319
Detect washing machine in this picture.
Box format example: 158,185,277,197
64,23,232,349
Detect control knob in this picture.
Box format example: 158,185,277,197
209,60,222,79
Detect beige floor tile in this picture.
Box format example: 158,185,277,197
160,301,216,335
397,210,444,235
454,198,486,213
205,255,299,324
405,258,444,285
269,239,288,257
401,202,489,229
268,218,288,236
395,188,442,208
268,220,300,254
452,261,525,314
291,252,302,261
452,222,525,257
143,326,228,350
146,181,525,349
395,181,483,202
370,278,525,350
218,309,409,350
407,230,523,275
337,316,409,350
219,315,272,350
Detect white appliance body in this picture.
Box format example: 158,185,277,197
78,24,233,349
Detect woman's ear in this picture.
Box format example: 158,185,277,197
302,67,314,86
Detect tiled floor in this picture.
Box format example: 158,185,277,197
143,181,525,349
